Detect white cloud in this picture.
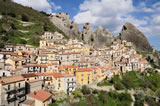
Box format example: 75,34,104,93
50,2,62,11
73,0,160,38
74,0,147,34
12,0,61,13
143,7,154,13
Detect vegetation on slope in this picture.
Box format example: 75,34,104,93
50,85,133,106
137,51,160,69
99,70,160,95
0,0,67,47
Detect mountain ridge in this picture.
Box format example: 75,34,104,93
0,0,67,47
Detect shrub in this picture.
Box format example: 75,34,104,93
72,89,83,98
114,81,124,90
21,14,29,22
92,89,98,94
81,85,90,95
98,90,107,104
8,12,16,17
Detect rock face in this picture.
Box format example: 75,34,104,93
120,22,153,52
81,23,93,44
49,13,113,47
93,26,113,47
49,13,80,39
81,23,113,47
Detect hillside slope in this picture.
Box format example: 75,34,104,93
0,0,67,47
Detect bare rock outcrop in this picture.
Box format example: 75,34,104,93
120,22,153,52
81,23,93,44
93,26,113,47
49,13,80,39
81,23,113,47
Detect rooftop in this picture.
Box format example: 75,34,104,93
0,75,24,85
27,90,52,102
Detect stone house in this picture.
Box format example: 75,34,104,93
37,54,48,64
25,90,52,106
0,76,26,106
5,45,14,52
63,74,76,94
0,70,11,77
21,74,42,94
22,64,48,73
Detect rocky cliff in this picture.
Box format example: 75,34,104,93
80,23,113,47
119,22,153,52
49,13,80,39
49,13,113,47
50,13,153,51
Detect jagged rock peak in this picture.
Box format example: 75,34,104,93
120,22,153,52
49,13,80,39
83,23,92,31
95,26,112,36
52,12,70,20
97,26,103,30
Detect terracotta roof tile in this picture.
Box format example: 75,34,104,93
27,90,52,102
0,75,24,85
58,65,77,70
77,68,91,72
21,73,37,78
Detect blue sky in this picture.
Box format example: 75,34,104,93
13,0,160,50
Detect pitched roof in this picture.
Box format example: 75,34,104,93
21,73,37,78
51,73,63,78
62,74,74,77
0,75,24,85
43,73,63,78
77,68,91,72
27,90,52,102
22,99,35,105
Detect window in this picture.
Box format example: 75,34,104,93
81,74,83,76
8,85,10,90
81,79,83,82
58,83,61,87
19,83,21,88
2,72,5,77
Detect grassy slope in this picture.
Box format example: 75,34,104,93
0,0,67,47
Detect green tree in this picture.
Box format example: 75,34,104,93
98,90,107,104
21,14,29,22
72,89,83,98
81,85,90,95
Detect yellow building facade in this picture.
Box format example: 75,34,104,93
76,68,93,85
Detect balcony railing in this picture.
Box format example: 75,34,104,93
7,95,17,102
17,92,25,97
68,84,76,88
17,86,25,90
67,81,76,83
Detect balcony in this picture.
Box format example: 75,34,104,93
18,97,26,103
68,84,76,88
7,95,17,102
67,81,76,83
17,86,25,91
5,88,16,93
17,91,25,97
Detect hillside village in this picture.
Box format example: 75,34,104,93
0,30,152,106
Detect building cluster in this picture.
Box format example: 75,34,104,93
0,32,151,106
